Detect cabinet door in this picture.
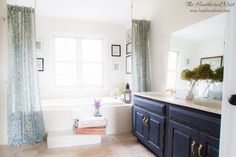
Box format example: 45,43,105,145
198,132,219,157
147,112,165,156
133,107,147,143
167,121,198,157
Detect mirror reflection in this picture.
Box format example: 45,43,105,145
167,13,226,100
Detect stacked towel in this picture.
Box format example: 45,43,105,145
72,110,107,135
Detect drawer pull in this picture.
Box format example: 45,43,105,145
198,144,203,157
191,141,196,155
142,117,146,126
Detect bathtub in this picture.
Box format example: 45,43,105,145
41,97,133,135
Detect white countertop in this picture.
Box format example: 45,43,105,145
134,92,221,115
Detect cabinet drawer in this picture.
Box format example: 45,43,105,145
169,106,221,138
134,96,165,116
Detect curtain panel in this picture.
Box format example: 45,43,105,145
7,5,45,146
132,20,151,92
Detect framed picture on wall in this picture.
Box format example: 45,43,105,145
200,56,223,70
37,58,44,71
113,62,120,71
111,45,121,57
126,55,132,74
126,42,132,55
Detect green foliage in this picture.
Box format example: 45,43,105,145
181,64,214,81
181,69,195,81
181,64,224,96
212,66,224,82
193,64,214,80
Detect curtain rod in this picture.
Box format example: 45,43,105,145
7,0,36,9
1,0,36,21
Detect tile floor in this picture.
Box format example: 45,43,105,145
0,133,155,157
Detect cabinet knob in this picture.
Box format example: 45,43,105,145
229,95,236,106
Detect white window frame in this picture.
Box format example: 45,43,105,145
53,36,79,88
166,50,179,89
79,37,105,88
52,33,105,90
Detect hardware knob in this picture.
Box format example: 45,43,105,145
228,95,236,106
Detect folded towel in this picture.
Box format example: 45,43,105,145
76,119,107,128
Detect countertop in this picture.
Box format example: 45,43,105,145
134,92,221,115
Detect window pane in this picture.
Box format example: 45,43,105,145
168,51,178,71
166,71,177,89
55,62,77,86
82,63,103,86
55,37,77,61
81,39,102,62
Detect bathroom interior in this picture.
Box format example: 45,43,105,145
0,0,236,157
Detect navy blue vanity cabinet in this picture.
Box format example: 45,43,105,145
167,120,198,157
167,106,221,157
198,132,219,157
133,95,221,157
133,96,165,157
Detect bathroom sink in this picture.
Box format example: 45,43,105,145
193,100,222,109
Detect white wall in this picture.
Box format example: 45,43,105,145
195,37,224,60
0,0,8,145
36,17,127,98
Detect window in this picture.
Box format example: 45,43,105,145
166,51,179,89
54,36,104,88
81,39,103,86
54,37,77,87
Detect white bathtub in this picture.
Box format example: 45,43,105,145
41,97,133,135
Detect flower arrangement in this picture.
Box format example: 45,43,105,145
181,64,224,99
203,66,224,97
93,99,102,117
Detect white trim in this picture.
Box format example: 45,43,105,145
79,37,105,88
53,36,78,88
219,2,236,156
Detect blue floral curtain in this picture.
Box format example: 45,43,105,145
132,20,151,92
7,5,45,146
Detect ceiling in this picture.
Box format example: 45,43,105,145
36,0,132,25
35,0,158,25
171,13,226,41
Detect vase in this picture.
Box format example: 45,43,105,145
186,90,194,100
94,108,102,117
